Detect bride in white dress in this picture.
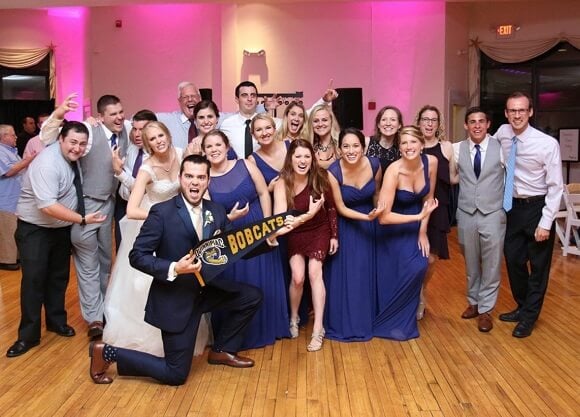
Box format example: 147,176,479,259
103,121,211,356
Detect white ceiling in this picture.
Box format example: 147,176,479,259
0,0,546,11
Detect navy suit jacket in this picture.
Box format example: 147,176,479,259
129,195,230,333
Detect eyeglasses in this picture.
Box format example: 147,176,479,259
420,117,439,124
506,108,529,115
180,95,200,101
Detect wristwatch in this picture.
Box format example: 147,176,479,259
80,216,86,226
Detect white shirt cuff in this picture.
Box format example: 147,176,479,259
167,262,178,281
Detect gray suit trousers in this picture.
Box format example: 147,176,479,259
456,208,506,313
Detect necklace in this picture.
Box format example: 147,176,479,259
152,150,175,172
316,142,332,152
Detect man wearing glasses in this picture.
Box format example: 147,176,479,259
495,91,563,338
156,81,202,150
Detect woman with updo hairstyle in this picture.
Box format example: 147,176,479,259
324,128,383,341
414,105,458,319
373,125,438,340
202,129,291,349
105,120,212,357
247,113,289,193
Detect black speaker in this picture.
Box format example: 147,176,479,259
332,88,363,130
199,88,212,101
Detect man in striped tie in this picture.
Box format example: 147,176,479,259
495,91,564,338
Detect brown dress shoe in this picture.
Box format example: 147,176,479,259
461,304,479,319
89,341,113,384
87,321,104,339
477,312,493,332
207,350,254,368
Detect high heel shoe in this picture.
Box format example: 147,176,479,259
307,328,325,352
289,318,300,339
416,302,426,321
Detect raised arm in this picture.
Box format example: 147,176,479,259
40,93,79,145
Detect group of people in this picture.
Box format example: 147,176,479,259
2,80,563,387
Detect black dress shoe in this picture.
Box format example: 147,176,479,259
0,262,20,271
6,340,40,358
47,324,76,337
499,309,520,322
513,321,534,338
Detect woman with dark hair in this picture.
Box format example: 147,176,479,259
275,102,308,142
185,100,237,160
366,105,403,172
374,125,438,340
202,129,290,349
273,139,338,351
324,128,382,341
414,105,458,319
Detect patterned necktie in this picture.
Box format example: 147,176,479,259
192,205,202,240
70,161,86,217
503,136,518,212
244,119,252,158
473,144,481,179
188,119,198,143
110,133,117,149
132,148,144,178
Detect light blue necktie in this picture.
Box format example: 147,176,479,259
503,136,517,212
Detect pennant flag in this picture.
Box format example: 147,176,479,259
191,210,296,286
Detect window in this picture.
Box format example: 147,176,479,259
480,42,580,136
0,56,50,101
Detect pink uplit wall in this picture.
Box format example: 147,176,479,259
221,1,445,133
370,1,446,127
0,7,87,121
88,3,221,117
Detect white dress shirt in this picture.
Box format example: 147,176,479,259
115,143,150,200
495,123,564,230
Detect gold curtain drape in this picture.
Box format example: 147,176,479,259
0,45,56,99
468,34,580,106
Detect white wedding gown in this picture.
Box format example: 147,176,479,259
103,155,212,357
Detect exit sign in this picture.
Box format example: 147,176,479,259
496,24,516,39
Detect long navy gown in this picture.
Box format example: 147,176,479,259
324,157,379,341
209,160,290,349
373,153,430,340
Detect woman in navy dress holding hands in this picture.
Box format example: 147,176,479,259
325,128,382,341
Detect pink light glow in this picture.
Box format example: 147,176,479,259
44,7,85,18
45,7,87,121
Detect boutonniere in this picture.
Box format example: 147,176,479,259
204,210,214,227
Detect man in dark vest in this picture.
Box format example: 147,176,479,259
40,93,130,339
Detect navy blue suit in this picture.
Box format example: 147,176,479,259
115,195,262,385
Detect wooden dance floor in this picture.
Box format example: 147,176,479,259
0,228,578,417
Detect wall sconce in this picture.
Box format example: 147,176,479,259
243,49,266,57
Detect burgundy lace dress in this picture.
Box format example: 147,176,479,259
287,185,338,261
